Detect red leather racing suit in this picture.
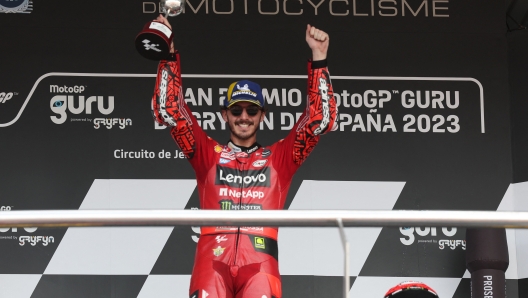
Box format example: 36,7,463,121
151,53,337,298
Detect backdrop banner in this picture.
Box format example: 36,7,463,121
0,0,521,297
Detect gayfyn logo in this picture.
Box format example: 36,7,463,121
93,118,132,129
0,0,33,13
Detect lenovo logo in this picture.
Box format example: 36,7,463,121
215,166,270,187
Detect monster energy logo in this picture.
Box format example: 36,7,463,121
219,200,262,210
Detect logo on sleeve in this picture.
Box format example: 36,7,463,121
313,76,330,135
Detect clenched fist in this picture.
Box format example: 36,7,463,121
306,25,329,61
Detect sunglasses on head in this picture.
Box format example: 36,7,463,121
228,105,262,116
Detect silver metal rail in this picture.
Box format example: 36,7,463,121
2,209,525,298
337,218,350,298
1,209,528,228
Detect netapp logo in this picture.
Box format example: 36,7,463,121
215,166,270,187
219,200,262,210
50,85,86,94
219,188,265,199
50,95,115,124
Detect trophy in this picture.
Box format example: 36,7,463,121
135,0,186,60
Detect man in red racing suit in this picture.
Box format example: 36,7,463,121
151,15,337,298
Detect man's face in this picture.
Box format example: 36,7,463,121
222,102,265,144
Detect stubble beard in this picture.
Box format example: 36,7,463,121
228,119,259,141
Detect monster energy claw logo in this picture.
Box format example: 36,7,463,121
219,200,262,210
220,200,233,210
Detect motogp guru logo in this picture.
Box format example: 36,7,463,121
49,85,115,124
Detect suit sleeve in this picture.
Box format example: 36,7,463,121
151,52,212,163
286,59,338,165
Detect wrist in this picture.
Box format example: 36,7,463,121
311,59,327,69
312,51,327,61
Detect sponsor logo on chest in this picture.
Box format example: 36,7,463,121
219,200,262,210
261,148,272,157
219,158,232,164
215,166,271,187
252,160,267,167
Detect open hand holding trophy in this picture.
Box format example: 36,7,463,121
135,0,186,60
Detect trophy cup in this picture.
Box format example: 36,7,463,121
135,0,186,60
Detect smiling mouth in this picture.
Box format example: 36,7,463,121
236,122,252,128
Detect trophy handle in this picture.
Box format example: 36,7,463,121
162,0,186,17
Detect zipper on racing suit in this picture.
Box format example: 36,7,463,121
229,142,260,268
233,156,247,267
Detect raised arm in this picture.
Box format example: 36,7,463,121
285,25,338,166
150,16,208,160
